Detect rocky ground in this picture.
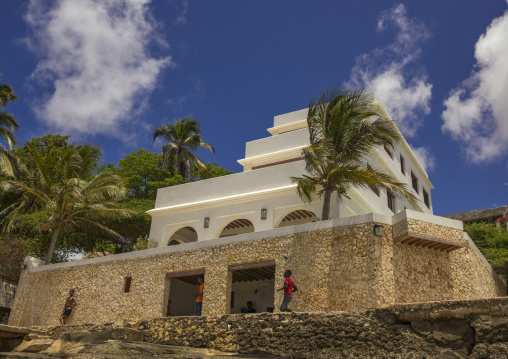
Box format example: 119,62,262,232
1,342,284,359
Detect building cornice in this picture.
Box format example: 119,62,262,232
238,146,306,167
267,119,307,135
147,185,298,217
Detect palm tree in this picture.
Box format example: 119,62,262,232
0,74,19,150
152,117,215,179
292,88,417,220
0,144,134,264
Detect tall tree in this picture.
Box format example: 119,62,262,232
0,143,134,264
292,88,417,220
152,117,215,179
103,148,180,199
0,74,19,150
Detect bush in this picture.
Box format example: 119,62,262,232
132,236,158,251
464,222,508,264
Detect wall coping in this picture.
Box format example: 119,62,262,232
24,210,462,273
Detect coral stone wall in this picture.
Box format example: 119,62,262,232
450,233,506,300
9,214,506,327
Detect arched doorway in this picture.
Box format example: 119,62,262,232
167,226,198,245
219,219,254,238
277,209,318,228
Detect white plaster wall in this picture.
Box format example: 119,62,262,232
244,128,309,159
149,98,434,246
149,185,327,245
230,279,275,314
153,161,307,209
273,108,308,127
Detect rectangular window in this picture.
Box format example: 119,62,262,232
411,171,419,194
400,155,405,175
423,189,430,208
367,164,380,196
230,291,235,308
124,277,132,293
384,144,394,159
387,190,396,212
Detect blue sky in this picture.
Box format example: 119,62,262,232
0,0,507,216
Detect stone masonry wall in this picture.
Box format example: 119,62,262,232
46,297,508,358
9,218,506,327
140,297,508,358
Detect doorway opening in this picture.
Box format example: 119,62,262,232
228,261,275,314
165,269,204,316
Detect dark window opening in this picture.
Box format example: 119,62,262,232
411,171,419,194
367,164,380,197
230,291,235,308
423,189,430,208
124,277,132,293
384,144,394,159
387,190,396,213
400,155,405,175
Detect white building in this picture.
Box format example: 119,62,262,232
148,97,433,246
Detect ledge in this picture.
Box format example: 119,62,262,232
394,232,466,252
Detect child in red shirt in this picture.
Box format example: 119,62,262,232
278,269,297,312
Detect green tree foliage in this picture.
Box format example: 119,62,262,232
101,148,182,199
0,135,134,264
153,117,215,180
464,222,508,264
292,88,416,220
193,162,233,181
107,198,155,245
0,74,19,151
132,235,158,251
1,130,232,266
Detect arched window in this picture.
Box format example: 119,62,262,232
219,219,254,238
167,226,198,245
277,209,317,228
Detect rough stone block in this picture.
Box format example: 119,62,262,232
432,319,473,345
14,338,53,352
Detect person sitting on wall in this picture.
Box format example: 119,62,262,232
195,277,204,316
246,301,256,313
60,289,77,325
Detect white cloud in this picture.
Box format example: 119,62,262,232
442,6,508,163
347,4,432,138
411,146,436,173
24,0,173,137
174,0,188,26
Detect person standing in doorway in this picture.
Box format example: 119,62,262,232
60,289,77,325
278,270,297,312
195,276,204,316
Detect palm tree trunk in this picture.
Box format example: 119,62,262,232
44,224,61,265
322,190,332,221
